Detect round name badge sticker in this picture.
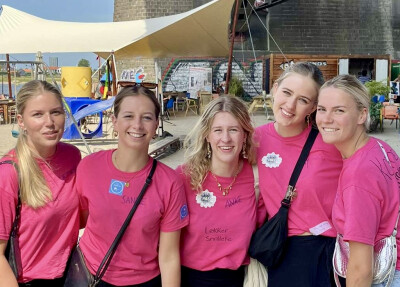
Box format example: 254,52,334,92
196,189,216,208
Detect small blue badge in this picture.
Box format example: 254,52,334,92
180,204,188,219
109,179,124,196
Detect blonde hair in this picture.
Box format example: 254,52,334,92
14,80,63,208
183,95,256,192
320,74,370,130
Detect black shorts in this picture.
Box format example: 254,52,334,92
268,235,336,287
181,265,245,287
97,274,161,287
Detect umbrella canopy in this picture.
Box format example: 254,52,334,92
0,0,235,58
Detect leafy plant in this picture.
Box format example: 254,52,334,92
365,80,390,99
365,80,390,132
229,77,244,98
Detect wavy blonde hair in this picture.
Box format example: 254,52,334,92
13,80,63,208
183,95,256,192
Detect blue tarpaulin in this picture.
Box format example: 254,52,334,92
64,97,115,129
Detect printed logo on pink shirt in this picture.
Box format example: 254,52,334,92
180,204,188,219
196,190,217,208
109,179,124,196
262,152,282,168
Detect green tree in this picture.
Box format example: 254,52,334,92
77,58,90,67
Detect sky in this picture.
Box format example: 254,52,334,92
0,0,114,68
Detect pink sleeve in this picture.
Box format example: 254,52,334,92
0,164,18,240
256,192,268,228
342,186,381,245
75,160,89,211
160,180,189,232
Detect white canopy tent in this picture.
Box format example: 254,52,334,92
0,0,235,58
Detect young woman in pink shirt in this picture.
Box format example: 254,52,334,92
76,85,188,287
255,62,343,286
176,96,257,287
317,74,400,287
0,80,81,287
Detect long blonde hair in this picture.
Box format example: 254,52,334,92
183,95,256,192
14,80,63,208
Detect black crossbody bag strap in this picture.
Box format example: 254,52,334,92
0,161,21,238
92,159,158,285
282,127,319,206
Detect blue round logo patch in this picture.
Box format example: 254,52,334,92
180,204,188,219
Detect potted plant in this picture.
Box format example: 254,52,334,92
365,80,390,132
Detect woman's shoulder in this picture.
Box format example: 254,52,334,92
79,149,111,167
58,142,81,157
156,161,183,180
255,122,273,134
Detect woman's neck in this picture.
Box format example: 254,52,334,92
337,130,369,159
113,147,149,172
210,159,242,177
274,121,307,137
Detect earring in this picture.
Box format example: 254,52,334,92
242,142,248,159
207,143,212,159
23,129,27,135
113,130,118,138
306,114,311,127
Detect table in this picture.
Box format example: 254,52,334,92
0,99,16,124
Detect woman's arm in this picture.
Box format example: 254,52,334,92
159,230,181,287
0,240,18,287
346,241,373,287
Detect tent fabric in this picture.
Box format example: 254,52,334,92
0,0,235,58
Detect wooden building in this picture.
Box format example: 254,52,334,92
264,53,391,92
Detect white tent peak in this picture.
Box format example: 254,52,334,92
0,0,235,58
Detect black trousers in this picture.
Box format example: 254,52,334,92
97,274,161,287
18,276,65,287
268,235,336,287
181,265,245,287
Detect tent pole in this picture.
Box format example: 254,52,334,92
225,0,240,94
111,51,118,96
6,54,12,98
155,61,164,137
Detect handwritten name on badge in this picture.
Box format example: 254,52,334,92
109,179,124,196
262,152,282,168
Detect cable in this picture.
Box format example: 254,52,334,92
245,0,289,63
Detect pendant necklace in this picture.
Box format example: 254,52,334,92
113,152,138,187
209,166,240,196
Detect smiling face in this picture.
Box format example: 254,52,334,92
272,74,319,137
206,111,246,170
112,94,159,152
17,91,65,158
316,86,367,157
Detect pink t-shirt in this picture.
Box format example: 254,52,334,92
332,137,400,269
76,150,189,286
176,161,256,271
255,123,342,237
0,142,81,282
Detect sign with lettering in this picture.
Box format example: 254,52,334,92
120,68,146,83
